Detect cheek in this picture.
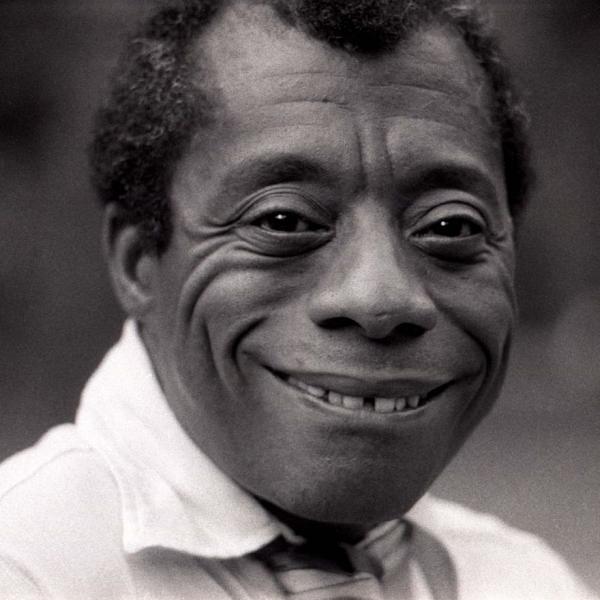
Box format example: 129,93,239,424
170,242,312,388
430,259,516,362
429,259,516,407
424,259,516,453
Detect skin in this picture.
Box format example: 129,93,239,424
107,2,516,542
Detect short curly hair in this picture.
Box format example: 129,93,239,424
90,0,531,254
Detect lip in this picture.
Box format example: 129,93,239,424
267,367,451,399
265,366,455,416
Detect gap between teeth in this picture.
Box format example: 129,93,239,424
286,376,425,412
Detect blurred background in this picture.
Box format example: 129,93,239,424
0,0,598,592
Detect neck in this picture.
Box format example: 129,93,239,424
257,497,376,545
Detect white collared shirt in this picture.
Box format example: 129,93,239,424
0,321,594,599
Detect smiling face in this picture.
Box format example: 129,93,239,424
127,3,516,527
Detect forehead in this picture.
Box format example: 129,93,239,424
193,2,494,122
179,1,503,206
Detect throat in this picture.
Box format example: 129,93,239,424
256,497,374,545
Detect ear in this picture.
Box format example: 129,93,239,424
102,204,159,319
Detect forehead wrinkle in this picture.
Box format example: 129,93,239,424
214,65,489,122
363,80,472,101
385,114,497,141
220,153,334,198
185,8,502,206
194,11,495,138
222,70,475,103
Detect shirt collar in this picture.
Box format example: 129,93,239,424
75,320,295,558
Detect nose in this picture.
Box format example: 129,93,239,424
308,220,438,340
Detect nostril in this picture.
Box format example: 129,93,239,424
397,322,429,337
318,315,429,340
319,317,355,331
307,257,439,338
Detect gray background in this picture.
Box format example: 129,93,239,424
1,0,599,593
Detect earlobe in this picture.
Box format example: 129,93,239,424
102,205,158,319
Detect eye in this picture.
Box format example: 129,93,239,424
408,202,490,263
252,210,324,233
235,190,333,257
419,216,483,239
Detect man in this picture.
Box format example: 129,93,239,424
0,0,593,598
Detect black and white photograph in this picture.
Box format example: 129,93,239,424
0,1,598,598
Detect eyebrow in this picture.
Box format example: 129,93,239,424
221,154,332,197
219,153,501,206
399,163,501,204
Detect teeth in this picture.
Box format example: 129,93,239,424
285,375,427,413
328,392,343,406
342,395,364,410
288,377,327,399
374,398,396,413
305,383,327,398
408,395,421,409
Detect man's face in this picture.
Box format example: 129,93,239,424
141,4,516,525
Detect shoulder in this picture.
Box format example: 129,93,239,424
0,425,95,496
0,426,130,599
408,495,596,599
0,425,119,526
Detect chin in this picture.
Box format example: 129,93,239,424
256,456,446,528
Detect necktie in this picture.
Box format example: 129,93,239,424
254,520,457,600
254,521,408,599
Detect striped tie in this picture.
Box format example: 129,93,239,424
255,522,407,599
254,520,457,600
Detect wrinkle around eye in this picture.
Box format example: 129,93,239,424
408,213,491,264
416,240,492,267
235,222,333,257
178,215,330,258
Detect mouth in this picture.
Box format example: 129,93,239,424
269,369,452,415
